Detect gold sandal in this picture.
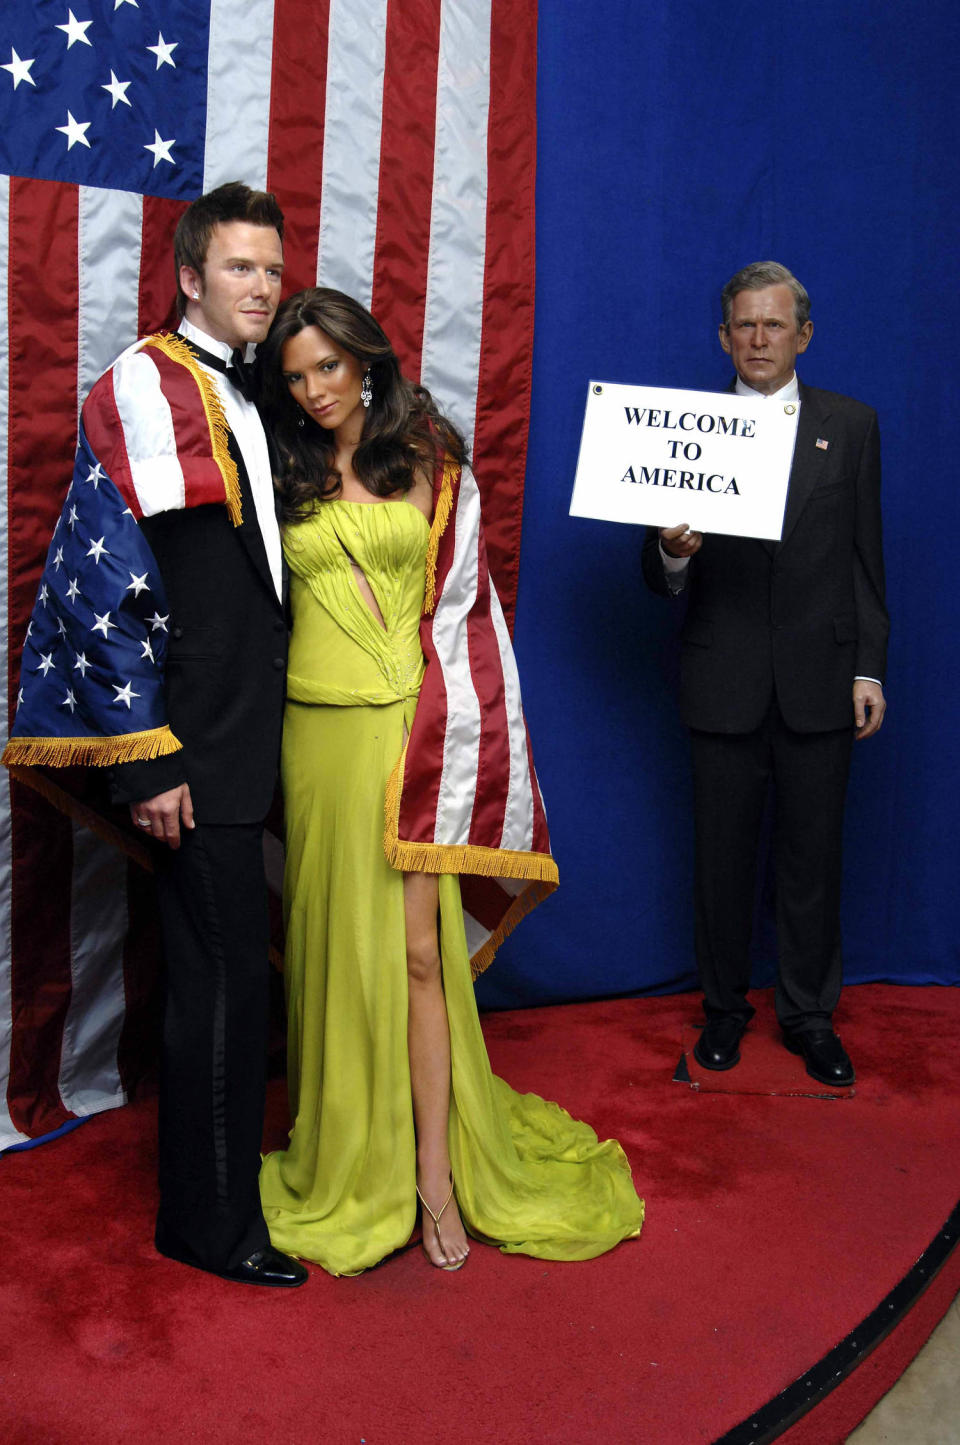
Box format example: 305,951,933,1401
416,1178,469,1272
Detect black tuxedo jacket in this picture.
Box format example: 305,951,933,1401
109,435,287,823
642,381,888,734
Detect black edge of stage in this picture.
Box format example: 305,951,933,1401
712,1199,960,1445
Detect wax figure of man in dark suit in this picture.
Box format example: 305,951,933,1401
642,261,888,1087
107,184,306,1285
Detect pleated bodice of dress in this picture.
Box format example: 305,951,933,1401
283,499,430,707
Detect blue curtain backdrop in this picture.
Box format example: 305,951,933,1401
478,0,960,1007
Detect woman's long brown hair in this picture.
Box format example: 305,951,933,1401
257,287,466,523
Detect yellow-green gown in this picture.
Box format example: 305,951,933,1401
258,499,644,1275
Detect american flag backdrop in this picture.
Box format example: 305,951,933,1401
0,0,537,1150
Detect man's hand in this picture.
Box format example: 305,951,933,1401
853,680,886,739
129,784,195,849
660,523,703,559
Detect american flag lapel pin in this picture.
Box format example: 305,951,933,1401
816,437,829,450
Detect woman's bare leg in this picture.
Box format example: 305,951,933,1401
403,871,469,1267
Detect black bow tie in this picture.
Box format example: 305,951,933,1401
180,337,256,402
227,349,256,401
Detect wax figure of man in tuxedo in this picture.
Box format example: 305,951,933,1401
642,261,888,1087
107,184,306,1284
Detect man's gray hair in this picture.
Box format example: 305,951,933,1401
721,261,811,330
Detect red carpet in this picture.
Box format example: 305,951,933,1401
1,982,958,1445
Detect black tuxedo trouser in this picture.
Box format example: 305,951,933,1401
690,704,853,1034
152,822,271,1273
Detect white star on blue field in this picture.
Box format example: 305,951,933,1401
0,2,211,198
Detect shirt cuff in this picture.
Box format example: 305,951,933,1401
659,542,689,593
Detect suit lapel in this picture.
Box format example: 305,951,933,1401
228,429,283,610
778,383,833,548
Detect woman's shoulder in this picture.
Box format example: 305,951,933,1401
406,467,434,522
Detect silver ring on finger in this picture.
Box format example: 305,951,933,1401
136,817,151,828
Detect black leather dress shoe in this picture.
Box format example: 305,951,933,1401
693,1016,746,1071
783,1028,855,1086
217,1246,308,1287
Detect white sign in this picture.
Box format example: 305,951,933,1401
569,382,800,540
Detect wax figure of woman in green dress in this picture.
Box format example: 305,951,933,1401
256,288,644,1276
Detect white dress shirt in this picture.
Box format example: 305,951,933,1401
178,317,283,601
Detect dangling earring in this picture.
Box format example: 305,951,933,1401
297,413,305,428
361,370,373,409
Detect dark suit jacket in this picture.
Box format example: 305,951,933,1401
109,436,287,823
642,381,888,734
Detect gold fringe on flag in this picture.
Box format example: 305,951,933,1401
466,881,556,979
1,724,182,770
423,457,458,615
383,746,558,976
383,746,559,883
142,333,243,527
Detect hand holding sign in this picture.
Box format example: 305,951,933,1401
660,522,702,558
570,382,800,541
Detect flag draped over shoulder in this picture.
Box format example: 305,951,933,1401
386,460,558,977
3,333,239,770
0,0,538,1149
2,422,178,768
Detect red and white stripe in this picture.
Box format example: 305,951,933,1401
392,462,555,972
1,0,537,1148
77,188,144,412
82,343,237,520
403,466,551,865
